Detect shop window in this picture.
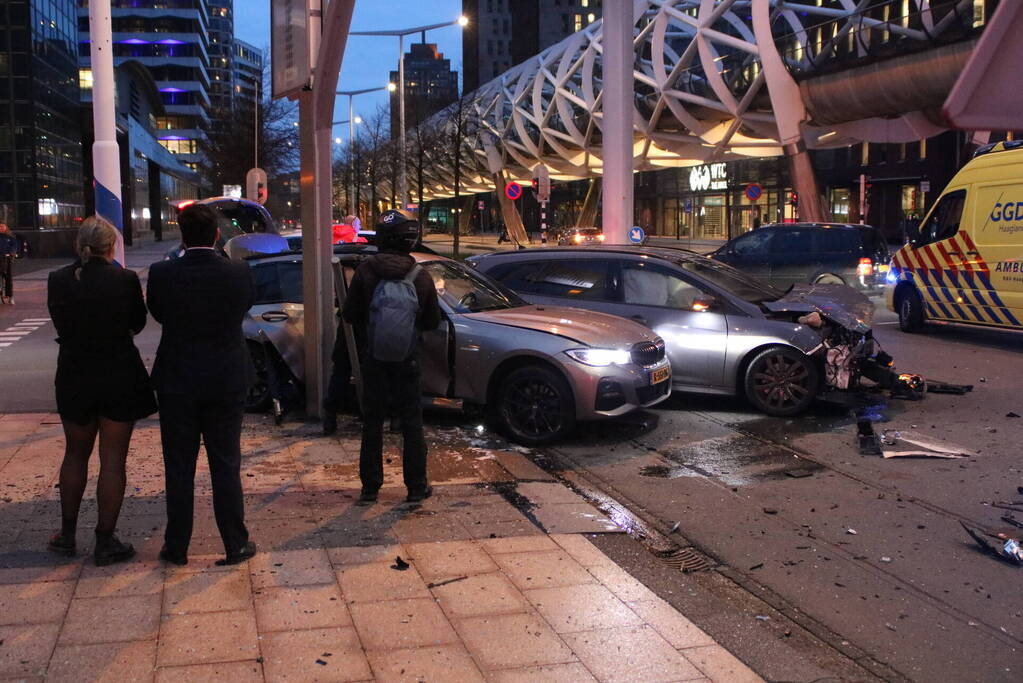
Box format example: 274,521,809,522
830,188,851,222
918,189,966,245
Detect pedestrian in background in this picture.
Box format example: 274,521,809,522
0,222,19,303
341,209,440,504
147,203,257,566
46,216,156,565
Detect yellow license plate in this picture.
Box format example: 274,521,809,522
650,366,670,385
878,264,889,273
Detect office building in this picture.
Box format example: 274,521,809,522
462,0,603,92
79,0,213,173
389,43,459,137
233,38,263,117
0,0,85,254
208,1,234,116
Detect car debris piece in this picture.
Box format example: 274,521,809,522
960,521,1023,566
879,431,975,459
847,528,858,535
1001,515,1023,530
391,556,410,571
669,521,681,534
926,379,974,395
857,419,882,455
1007,412,1021,418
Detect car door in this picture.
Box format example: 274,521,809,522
249,259,306,381
598,259,728,389
769,228,816,289
905,189,973,322
714,229,774,280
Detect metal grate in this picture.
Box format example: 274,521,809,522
632,338,666,366
654,547,715,573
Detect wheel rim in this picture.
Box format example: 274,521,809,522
900,297,913,323
751,353,811,410
502,378,564,439
816,274,842,285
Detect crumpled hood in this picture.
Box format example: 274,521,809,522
464,305,656,347
763,283,874,333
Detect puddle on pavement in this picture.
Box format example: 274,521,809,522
644,434,825,487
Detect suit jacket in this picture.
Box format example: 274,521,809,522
147,249,255,398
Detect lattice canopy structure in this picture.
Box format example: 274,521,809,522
412,0,982,201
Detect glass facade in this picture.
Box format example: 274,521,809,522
0,0,84,237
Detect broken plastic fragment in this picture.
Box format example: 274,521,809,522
391,556,410,571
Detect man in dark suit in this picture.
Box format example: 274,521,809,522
147,203,257,566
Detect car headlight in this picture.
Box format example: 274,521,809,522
885,269,898,285
565,348,632,366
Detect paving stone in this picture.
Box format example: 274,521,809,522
337,558,432,604
0,551,82,585
490,450,556,482
530,502,621,534
432,573,532,619
479,535,558,555
586,562,659,603
465,519,545,540
0,623,60,678
524,583,644,633
484,662,599,683
75,560,164,598
367,644,486,683
326,543,403,568
249,548,335,589
260,626,372,682
60,594,161,644
163,567,253,614
254,584,352,632
550,534,617,568
0,579,74,625
561,625,704,683
453,612,576,671
515,482,588,506
349,597,458,651
157,609,260,667
47,640,157,683
682,644,764,683
627,599,716,649
404,540,499,580
154,659,264,683
491,549,596,591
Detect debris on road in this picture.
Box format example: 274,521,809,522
925,379,974,395
865,430,976,459
391,556,410,571
1007,412,1021,418
846,528,858,535
960,521,1023,566
880,556,892,563
763,507,778,515
669,521,681,534
857,419,882,455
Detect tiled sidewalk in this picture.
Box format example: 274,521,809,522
0,413,762,682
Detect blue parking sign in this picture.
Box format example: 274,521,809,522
629,226,645,244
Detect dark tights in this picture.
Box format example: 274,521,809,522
58,417,135,536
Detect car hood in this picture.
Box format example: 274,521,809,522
463,305,656,348
762,283,874,333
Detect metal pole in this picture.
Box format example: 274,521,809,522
398,33,408,209
601,0,633,244
88,0,124,264
348,94,355,215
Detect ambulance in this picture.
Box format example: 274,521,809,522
887,140,1023,333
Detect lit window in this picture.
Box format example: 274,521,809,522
919,138,927,159
79,68,93,91
587,12,595,23
860,142,869,166
574,14,582,30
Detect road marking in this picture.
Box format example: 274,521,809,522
0,318,48,351
0,343,10,347
21,318,50,322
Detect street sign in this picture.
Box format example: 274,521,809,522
505,182,523,201
920,180,931,193
477,200,485,210
628,226,645,244
246,167,268,204
271,0,317,99
745,183,763,202
684,199,693,213
532,164,551,203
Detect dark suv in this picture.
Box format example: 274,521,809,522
711,223,890,292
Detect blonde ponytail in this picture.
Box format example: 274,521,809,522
76,216,118,265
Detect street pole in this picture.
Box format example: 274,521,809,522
348,95,355,214
601,0,634,244
88,0,124,264
398,34,407,209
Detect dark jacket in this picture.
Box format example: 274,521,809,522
147,249,255,398
341,252,441,332
0,233,18,256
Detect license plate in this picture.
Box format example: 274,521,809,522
878,264,890,273
650,366,670,385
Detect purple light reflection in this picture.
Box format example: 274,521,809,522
158,39,186,45
159,87,187,93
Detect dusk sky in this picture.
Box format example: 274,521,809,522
236,1,465,141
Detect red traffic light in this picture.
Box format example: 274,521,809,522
790,191,799,206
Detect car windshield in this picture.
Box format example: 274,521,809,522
423,261,525,313
251,260,303,304
213,202,276,239
676,257,784,303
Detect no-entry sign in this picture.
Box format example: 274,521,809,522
505,182,523,201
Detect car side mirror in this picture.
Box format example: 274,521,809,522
691,295,719,312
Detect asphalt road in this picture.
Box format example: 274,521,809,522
3,245,1021,680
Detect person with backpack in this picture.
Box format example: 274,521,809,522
341,209,441,504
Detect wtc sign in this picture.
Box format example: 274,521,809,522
689,163,727,191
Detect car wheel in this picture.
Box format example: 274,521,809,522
246,342,271,412
813,273,845,285
896,287,925,333
743,346,820,417
495,365,576,445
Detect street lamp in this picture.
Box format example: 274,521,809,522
335,86,390,215
350,16,469,210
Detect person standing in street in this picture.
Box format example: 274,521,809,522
46,217,157,565
147,203,257,566
341,209,441,504
0,222,20,303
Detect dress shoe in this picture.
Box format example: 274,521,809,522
94,532,135,567
406,485,433,503
216,540,257,566
159,545,188,566
47,531,76,557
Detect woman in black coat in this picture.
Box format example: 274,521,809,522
46,216,157,565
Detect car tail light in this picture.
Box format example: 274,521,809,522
597,234,606,241
573,234,583,243
857,257,873,277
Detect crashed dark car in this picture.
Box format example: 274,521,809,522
469,246,911,416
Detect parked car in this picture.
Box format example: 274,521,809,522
557,226,605,246
469,246,891,416
710,223,890,293
164,197,278,259
243,248,672,444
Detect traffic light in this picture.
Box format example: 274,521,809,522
531,177,540,194
790,191,799,207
